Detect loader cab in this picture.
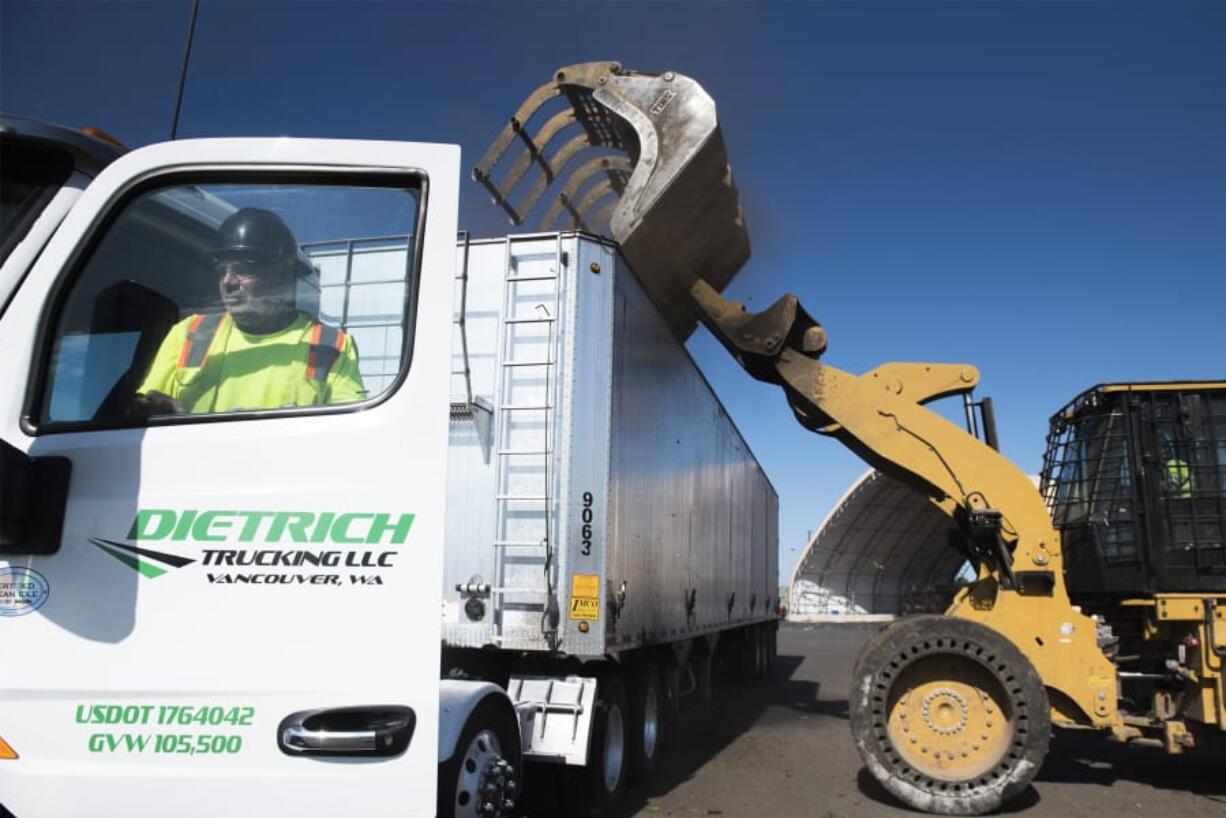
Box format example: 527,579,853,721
1040,382,1226,597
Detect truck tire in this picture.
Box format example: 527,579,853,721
565,671,630,816
629,660,665,780
438,696,522,818
849,615,1050,816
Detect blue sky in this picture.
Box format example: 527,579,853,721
4,1,1224,581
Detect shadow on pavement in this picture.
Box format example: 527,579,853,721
1038,729,1226,802
519,650,824,817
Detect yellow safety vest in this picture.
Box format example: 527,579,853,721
138,311,366,414
1164,458,1192,499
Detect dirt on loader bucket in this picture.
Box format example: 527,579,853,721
474,61,750,340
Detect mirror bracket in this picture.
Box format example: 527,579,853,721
1,440,71,555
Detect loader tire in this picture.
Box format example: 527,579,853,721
849,615,1050,815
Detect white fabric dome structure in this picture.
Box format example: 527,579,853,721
788,469,964,619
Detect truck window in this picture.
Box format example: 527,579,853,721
35,179,420,428
0,140,73,267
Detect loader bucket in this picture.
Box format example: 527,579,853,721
475,61,750,340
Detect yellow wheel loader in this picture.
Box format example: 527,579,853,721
688,279,1226,814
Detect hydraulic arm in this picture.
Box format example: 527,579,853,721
689,280,1119,730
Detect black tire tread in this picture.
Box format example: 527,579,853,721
849,615,1051,816
564,668,630,817
629,660,665,780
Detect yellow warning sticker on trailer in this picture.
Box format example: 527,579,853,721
570,598,600,619
569,573,600,621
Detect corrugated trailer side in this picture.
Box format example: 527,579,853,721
604,251,779,648
441,231,780,790
443,232,777,657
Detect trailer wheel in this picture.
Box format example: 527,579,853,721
629,660,665,779
732,627,763,680
565,671,630,815
849,615,1050,816
658,653,681,723
762,622,777,678
749,627,766,680
438,696,522,818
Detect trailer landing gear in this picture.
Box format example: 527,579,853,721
850,616,1051,816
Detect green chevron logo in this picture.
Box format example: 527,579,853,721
89,538,196,579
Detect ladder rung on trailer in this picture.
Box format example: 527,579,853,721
488,234,566,644
501,359,555,368
505,274,558,282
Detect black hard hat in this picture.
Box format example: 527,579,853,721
212,208,297,264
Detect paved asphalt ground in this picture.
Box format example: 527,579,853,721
520,621,1226,817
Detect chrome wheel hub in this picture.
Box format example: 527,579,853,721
454,729,517,818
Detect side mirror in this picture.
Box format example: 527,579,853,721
0,439,71,555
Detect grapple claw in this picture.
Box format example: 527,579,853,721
476,61,750,339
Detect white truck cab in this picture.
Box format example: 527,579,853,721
0,123,515,818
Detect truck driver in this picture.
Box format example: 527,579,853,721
132,208,365,416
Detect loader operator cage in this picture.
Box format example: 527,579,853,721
1040,382,1226,596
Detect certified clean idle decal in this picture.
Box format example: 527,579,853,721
90,509,415,587
0,567,50,616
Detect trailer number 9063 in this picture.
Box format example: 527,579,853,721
581,491,594,556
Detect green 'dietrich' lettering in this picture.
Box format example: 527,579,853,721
125,509,415,545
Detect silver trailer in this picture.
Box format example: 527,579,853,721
443,232,778,660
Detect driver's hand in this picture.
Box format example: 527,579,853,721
129,390,184,418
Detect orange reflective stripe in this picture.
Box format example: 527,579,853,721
307,322,345,383
178,315,207,368
179,312,226,369
305,321,324,381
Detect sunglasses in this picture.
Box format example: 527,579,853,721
214,258,280,279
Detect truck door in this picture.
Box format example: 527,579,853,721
0,138,458,817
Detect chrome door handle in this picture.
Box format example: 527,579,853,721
278,705,415,757
281,724,377,753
